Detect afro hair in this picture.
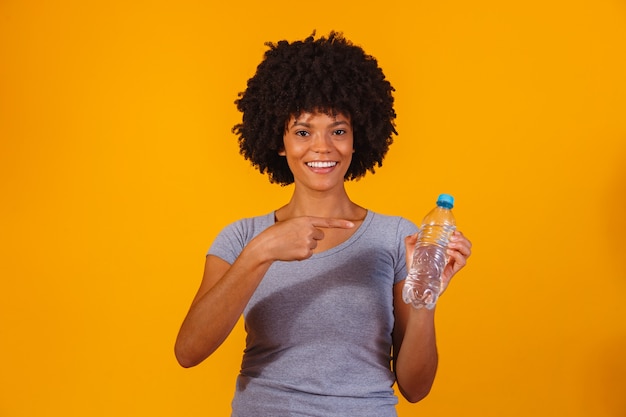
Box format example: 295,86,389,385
233,31,397,185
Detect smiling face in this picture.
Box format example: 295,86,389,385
279,111,354,193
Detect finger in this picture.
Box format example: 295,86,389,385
448,242,472,259
311,228,325,241
309,217,355,229
451,230,467,241
449,231,472,257
404,234,418,265
446,248,467,269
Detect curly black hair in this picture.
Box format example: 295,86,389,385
233,31,397,185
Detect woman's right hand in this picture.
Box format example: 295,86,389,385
256,216,354,262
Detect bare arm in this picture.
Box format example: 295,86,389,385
392,231,472,402
392,283,438,403
174,217,355,368
174,241,273,368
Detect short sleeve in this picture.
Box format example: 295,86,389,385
206,213,274,265
393,217,419,284
207,222,246,265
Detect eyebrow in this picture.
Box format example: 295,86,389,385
290,120,350,128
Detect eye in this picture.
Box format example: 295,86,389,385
295,130,310,137
333,129,346,135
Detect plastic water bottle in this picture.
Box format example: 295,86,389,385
402,194,456,309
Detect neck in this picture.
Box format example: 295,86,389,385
276,186,365,221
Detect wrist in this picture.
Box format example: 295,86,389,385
244,234,276,266
408,305,436,325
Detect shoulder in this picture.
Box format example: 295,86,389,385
208,212,274,262
219,212,274,238
367,211,418,238
361,211,417,277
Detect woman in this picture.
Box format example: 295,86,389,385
175,32,472,416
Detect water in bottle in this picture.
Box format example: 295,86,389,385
403,194,456,309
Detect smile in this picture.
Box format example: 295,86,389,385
306,161,337,168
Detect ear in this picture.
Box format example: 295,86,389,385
278,148,286,156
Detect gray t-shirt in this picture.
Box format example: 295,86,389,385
208,210,418,417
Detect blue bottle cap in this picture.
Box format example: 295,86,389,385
437,194,454,209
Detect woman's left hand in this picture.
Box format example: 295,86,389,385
440,230,472,294
404,230,472,296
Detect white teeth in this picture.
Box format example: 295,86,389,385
307,161,337,168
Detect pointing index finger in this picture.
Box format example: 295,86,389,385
309,217,355,229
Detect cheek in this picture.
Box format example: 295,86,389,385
338,140,355,156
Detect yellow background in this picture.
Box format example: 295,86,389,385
1,0,625,416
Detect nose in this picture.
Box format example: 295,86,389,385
311,133,333,154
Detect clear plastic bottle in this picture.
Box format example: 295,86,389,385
402,194,456,309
